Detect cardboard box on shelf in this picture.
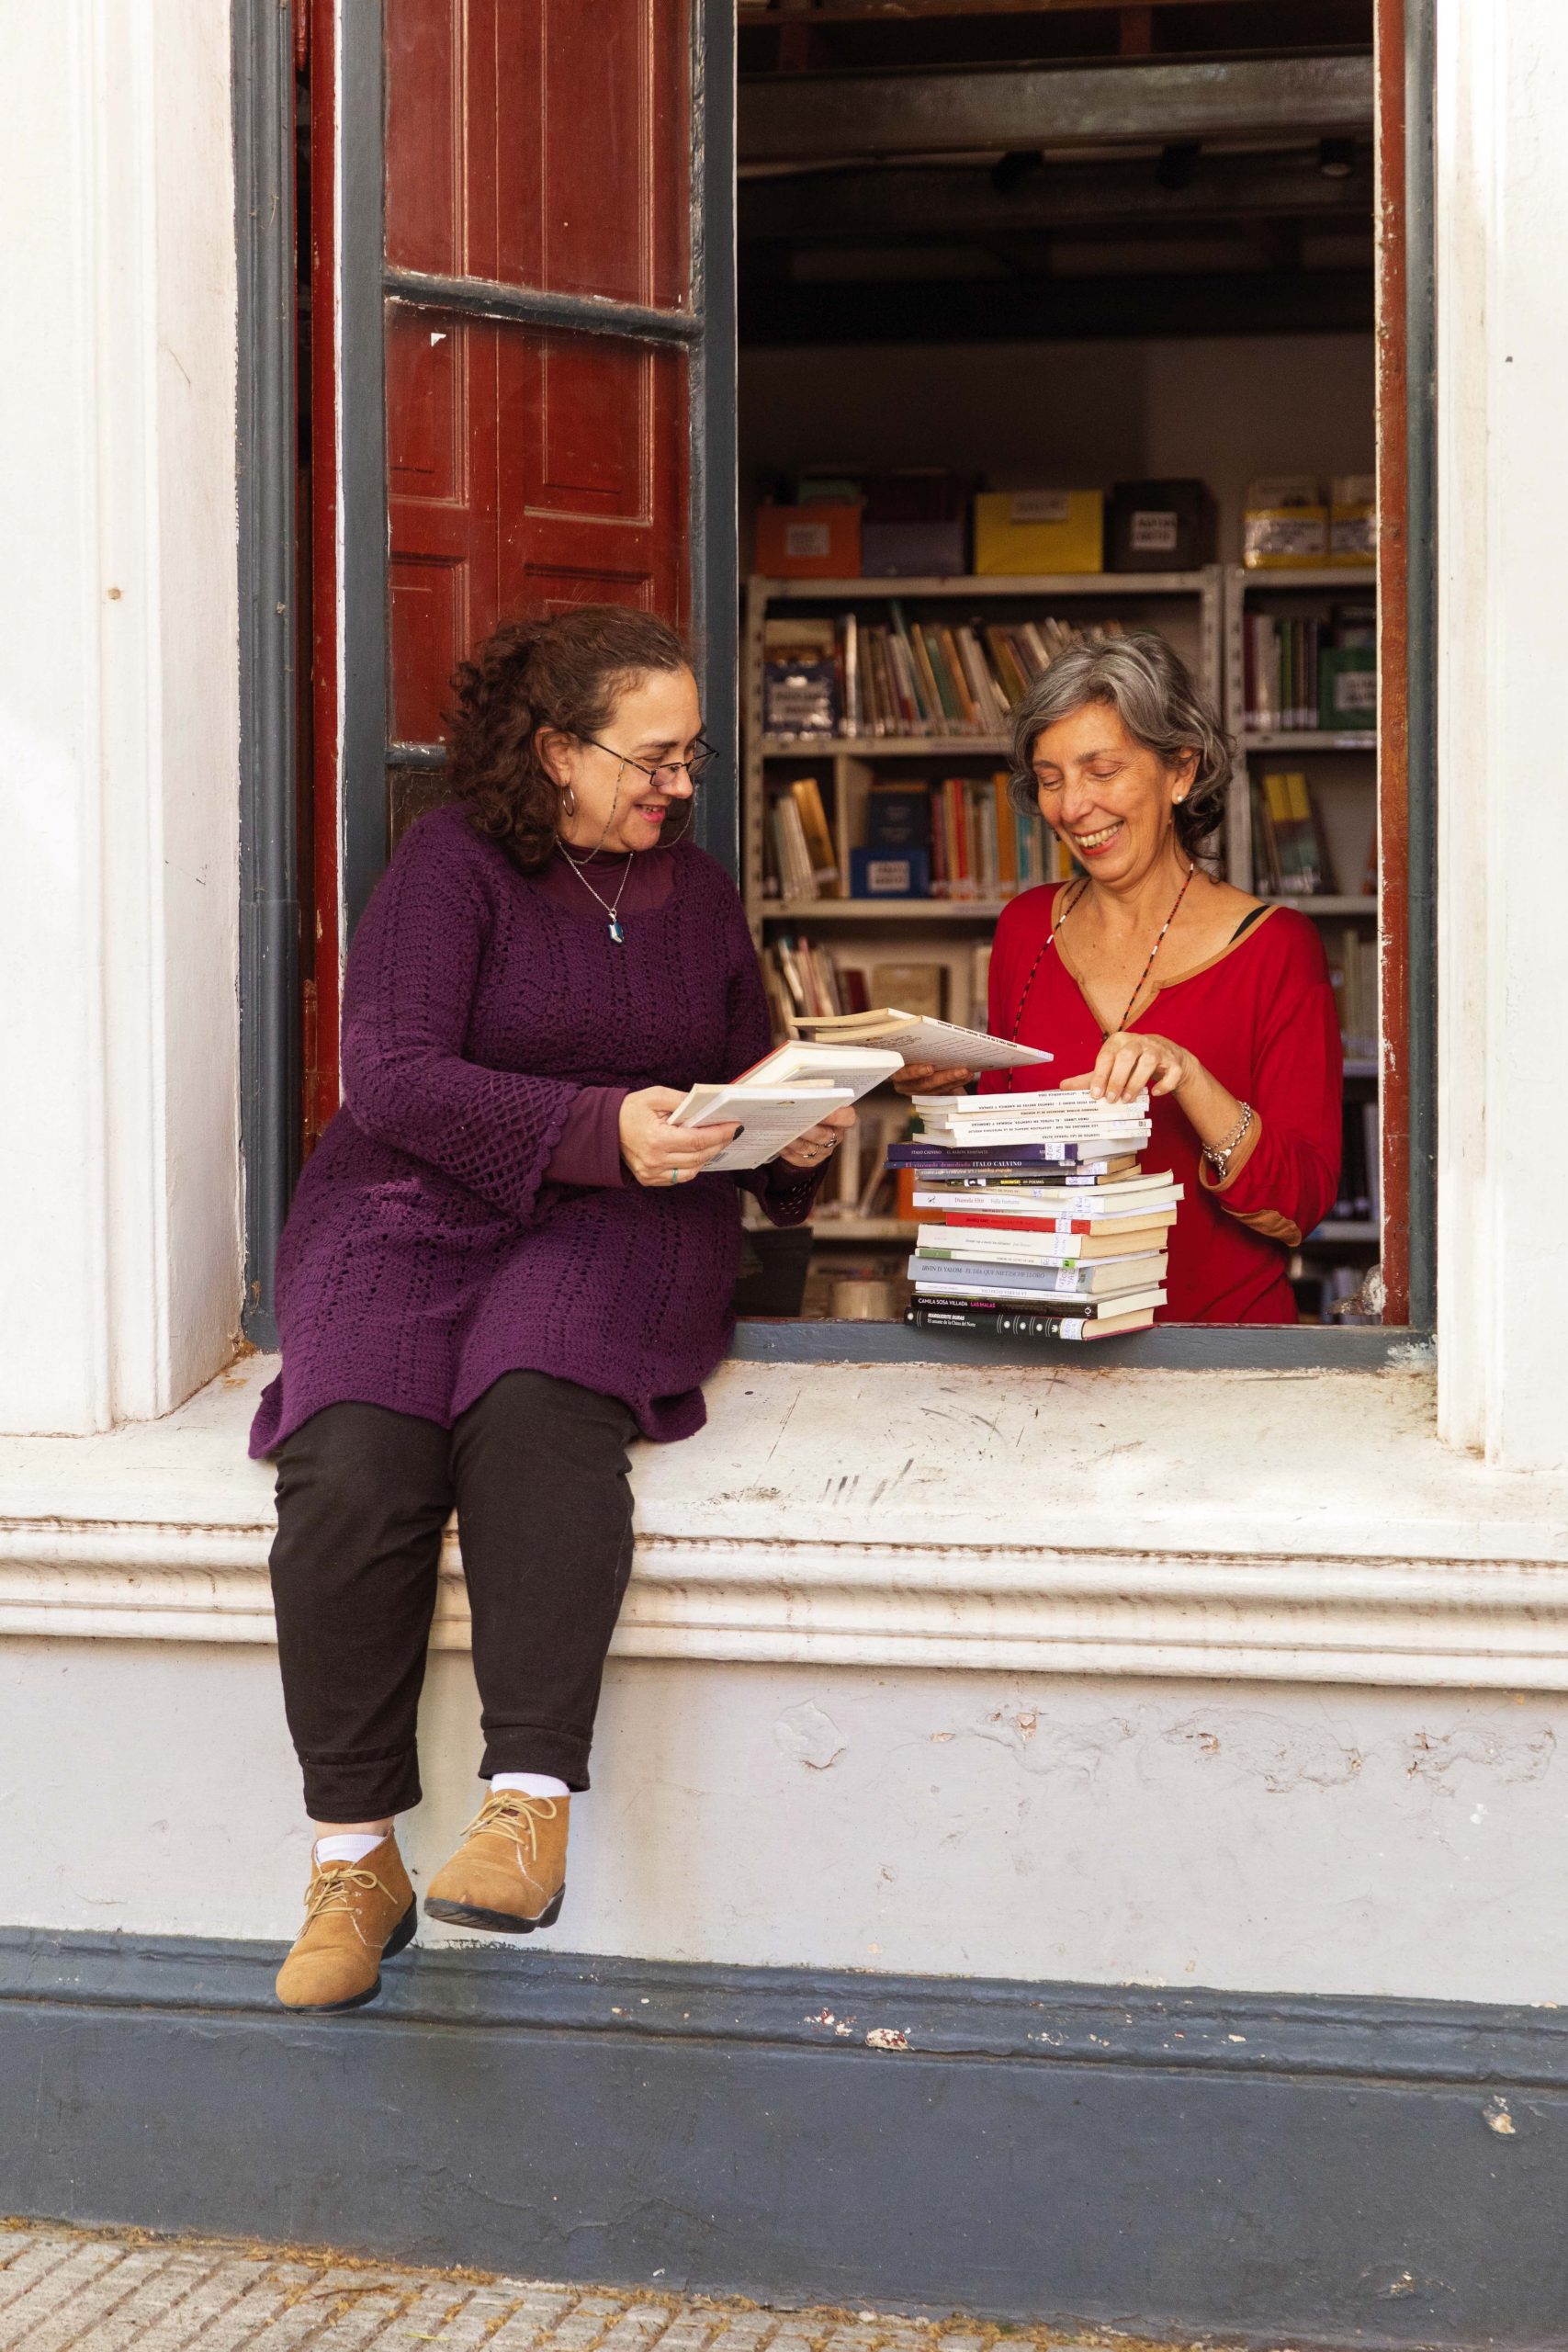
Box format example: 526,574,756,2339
861,469,970,578
1329,474,1377,565
973,490,1104,576
756,503,862,578
1243,475,1329,570
1107,479,1216,571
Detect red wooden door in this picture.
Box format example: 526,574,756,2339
306,0,727,1140
383,0,691,763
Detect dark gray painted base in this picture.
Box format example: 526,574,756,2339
731,1317,1430,1369
2,1934,1564,2349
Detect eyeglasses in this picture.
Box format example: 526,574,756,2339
579,734,716,788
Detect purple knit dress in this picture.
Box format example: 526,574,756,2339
249,805,817,1457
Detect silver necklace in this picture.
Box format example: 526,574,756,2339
558,843,635,944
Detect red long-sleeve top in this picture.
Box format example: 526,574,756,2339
982,887,1343,1323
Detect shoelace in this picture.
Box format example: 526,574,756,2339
302,1862,389,1924
460,1791,560,1867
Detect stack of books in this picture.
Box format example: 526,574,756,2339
892,1090,1179,1341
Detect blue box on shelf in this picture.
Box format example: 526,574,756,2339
851,847,930,899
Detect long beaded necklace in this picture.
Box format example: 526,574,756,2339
1005,861,1197,1090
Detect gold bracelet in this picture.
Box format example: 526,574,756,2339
1202,1102,1254,1179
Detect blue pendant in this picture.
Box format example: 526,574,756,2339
608,915,625,944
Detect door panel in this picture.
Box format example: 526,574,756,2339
384,0,690,306
388,312,685,745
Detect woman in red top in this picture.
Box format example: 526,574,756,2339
900,634,1341,1323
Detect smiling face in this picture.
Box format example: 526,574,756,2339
540,664,705,854
1029,698,1196,888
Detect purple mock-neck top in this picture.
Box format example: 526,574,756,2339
249,804,818,1458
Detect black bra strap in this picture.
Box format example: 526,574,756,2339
1229,903,1270,944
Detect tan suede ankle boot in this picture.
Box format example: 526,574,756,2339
424,1790,569,1933
275,1836,417,2011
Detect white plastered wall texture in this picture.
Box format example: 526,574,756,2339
3,1634,1563,2006
0,0,242,1435
1435,0,1568,1468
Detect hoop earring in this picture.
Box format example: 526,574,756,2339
561,785,576,817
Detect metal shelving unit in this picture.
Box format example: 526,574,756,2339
1223,564,1381,1276
745,567,1225,940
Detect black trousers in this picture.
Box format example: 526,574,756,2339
268,1371,637,1820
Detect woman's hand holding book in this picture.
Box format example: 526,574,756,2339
892,1060,978,1099
619,1088,739,1186
777,1102,857,1169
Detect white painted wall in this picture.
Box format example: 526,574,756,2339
0,0,242,1435
3,1632,1562,2006
1434,0,1568,1470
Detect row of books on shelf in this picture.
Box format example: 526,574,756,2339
1331,1098,1382,1227
763,610,1122,741
767,775,1075,903
1325,928,1379,1064
1250,772,1376,899
1241,604,1376,731
764,933,990,1033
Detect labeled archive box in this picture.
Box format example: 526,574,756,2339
1243,476,1329,570
755,503,862,579
1107,479,1216,571
1318,646,1377,729
1329,474,1377,565
861,470,969,577
973,490,1104,576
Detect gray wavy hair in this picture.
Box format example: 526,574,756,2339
1007,632,1232,855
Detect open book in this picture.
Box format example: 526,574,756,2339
666,1041,904,1172
790,1009,1051,1073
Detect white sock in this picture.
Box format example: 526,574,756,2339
313,1831,388,1865
491,1772,571,1800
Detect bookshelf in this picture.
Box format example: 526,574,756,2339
744,568,1224,1261
1223,563,1381,1304
745,569,1224,941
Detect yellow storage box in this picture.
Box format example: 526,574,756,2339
973,490,1104,576
1243,475,1329,570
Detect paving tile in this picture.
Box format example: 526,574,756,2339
7,2245,180,2352
477,2293,584,2352
0,2228,1105,2352
0,2241,127,2340
0,2239,81,2320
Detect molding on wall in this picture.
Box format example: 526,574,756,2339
4,1928,1565,2346
7,1515,1568,1688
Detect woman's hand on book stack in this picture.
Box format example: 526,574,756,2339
891,1061,977,1099
619,1088,739,1187
778,1102,857,1169
1060,1030,1196,1105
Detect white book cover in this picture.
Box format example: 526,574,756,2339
668,1083,853,1171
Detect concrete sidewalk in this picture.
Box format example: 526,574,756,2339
0,2228,1126,2352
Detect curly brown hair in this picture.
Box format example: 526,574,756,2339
446,605,694,872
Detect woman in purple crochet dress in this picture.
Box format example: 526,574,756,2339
254,606,851,2013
